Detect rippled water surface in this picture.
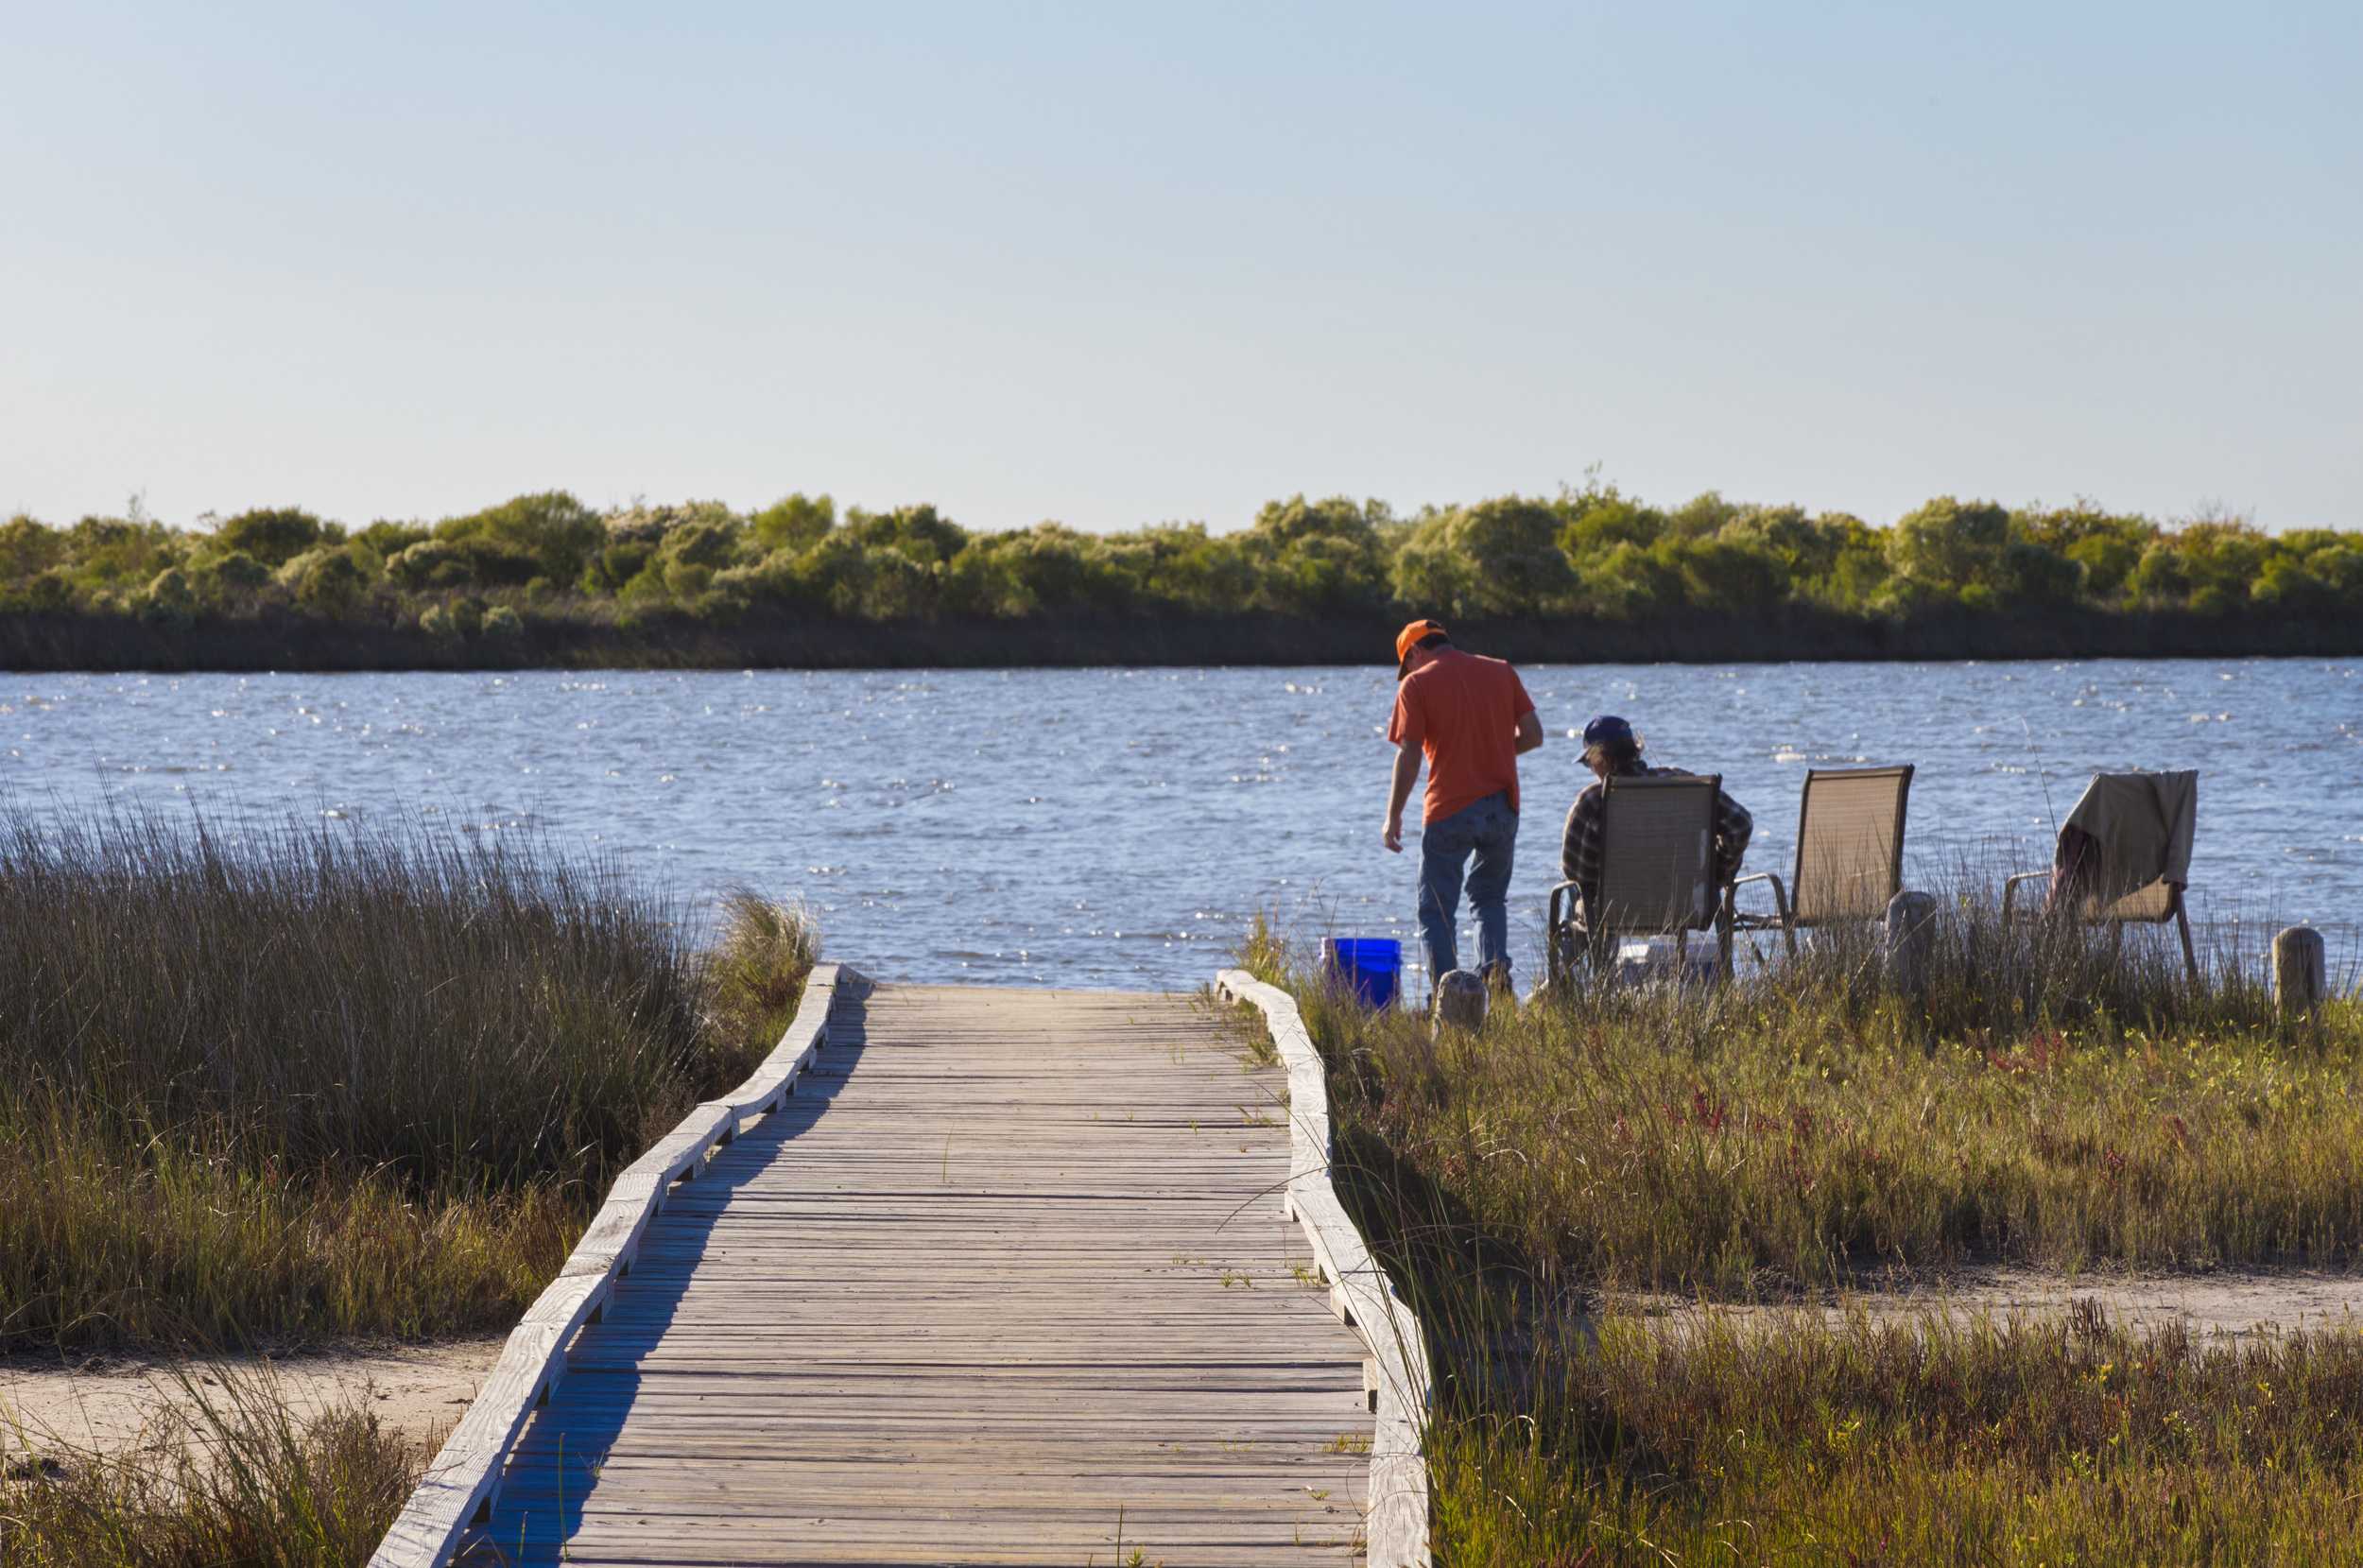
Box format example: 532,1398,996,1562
2,660,2356,990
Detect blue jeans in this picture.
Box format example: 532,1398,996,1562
1417,791,1517,986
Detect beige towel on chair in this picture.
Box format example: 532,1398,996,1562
2059,769,2199,906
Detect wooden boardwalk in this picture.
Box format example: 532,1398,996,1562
465,982,1374,1565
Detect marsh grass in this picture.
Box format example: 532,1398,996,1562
1429,1306,2363,1565
0,813,815,1353
1250,890,2363,1299
0,1366,418,1566
703,888,822,1051
1242,895,2363,1561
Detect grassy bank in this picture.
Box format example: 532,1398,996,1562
0,815,816,1353
1254,905,2360,1298
1238,901,2363,1562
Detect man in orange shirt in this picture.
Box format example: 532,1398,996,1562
1383,619,1544,996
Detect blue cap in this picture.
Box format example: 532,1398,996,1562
1582,715,1634,746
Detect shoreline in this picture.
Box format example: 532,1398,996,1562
4,606,2359,674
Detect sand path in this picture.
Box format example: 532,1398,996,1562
8,1271,2363,1472
0,1336,504,1464
1634,1267,2363,1337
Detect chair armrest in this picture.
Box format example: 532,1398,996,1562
1546,880,1580,931
1725,871,1790,927
2001,870,2049,925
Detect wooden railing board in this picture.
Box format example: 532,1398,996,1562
368,962,857,1568
1215,969,1434,1568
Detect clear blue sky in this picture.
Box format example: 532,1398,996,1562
5,1,2356,534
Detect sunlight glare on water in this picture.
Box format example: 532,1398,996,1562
0,660,2355,991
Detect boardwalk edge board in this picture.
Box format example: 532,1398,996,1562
369,961,863,1568
1215,969,1435,1568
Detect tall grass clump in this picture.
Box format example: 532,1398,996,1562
704,889,821,1051
0,812,817,1351
0,1368,417,1565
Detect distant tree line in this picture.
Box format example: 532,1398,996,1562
3,483,2358,653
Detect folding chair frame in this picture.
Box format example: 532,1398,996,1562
1545,774,1733,988
1726,765,1914,959
2003,870,2201,984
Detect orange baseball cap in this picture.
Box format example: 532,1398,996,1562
1394,618,1446,678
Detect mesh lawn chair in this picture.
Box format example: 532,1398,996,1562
1726,765,1914,958
2003,769,2200,982
1546,773,1732,985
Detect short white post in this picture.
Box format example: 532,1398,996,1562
2274,926,2327,1022
1884,889,1938,1007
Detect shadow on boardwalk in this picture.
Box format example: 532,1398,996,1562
460,998,873,1566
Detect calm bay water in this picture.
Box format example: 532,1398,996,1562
1,659,2356,991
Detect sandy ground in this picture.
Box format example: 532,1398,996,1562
6,1272,2361,1467
1630,1266,2363,1338
0,1335,505,1464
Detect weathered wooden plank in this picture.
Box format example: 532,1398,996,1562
1216,968,1435,1568
443,980,1370,1567
371,963,858,1568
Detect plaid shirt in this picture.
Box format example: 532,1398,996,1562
1559,765,1753,922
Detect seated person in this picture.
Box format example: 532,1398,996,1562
1558,715,1752,941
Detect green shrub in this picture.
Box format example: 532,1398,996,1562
434,491,605,583
663,560,716,597
1890,495,2010,594
1240,494,1392,614
2,482,2361,637
1553,482,1664,559
193,548,272,597
141,566,195,623
354,519,433,560
1656,532,1790,612
16,568,76,612
750,491,836,554
0,514,68,578
214,507,328,568
387,537,536,590
1577,539,1682,617
1395,497,1577,617
2001,538,2087,606
64,516,184,588
274,545,373,613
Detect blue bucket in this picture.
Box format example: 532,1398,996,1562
1325,938,1402,1009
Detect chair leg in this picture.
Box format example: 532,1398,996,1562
1719,918,1736,981
2176,906,2200,985
1782,922,1799,962
2111,922,2125,965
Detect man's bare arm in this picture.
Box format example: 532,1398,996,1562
1382,744,1421,853
1514,708,1544,755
